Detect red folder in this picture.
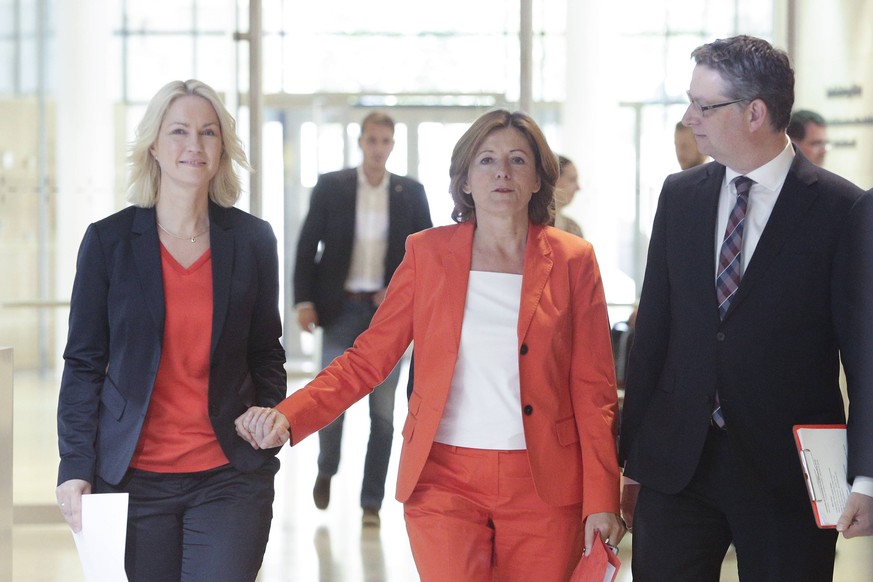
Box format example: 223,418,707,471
570,535,621,582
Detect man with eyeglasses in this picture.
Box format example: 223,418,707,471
619,35,873,581
788,109,830,166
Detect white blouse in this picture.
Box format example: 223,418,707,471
434,270,526,450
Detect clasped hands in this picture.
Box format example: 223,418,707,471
235,406,291,449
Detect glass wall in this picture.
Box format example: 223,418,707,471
0,0,776,371
622,0,774,244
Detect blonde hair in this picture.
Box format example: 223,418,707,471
126,79,250,208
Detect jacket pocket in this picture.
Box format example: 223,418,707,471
401,414,417,443
555,416,579,447
402,391,423,442
100,377,127,421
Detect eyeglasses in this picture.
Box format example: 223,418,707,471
686,92,747,116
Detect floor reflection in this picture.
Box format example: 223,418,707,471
359,526,387,582
10,370,873,581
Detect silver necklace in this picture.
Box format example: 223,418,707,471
157,221,208,243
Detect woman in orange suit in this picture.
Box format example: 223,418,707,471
237,109,625,581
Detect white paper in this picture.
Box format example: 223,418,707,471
71,492,129,582
795,426,851,527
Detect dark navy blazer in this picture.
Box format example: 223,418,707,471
620,153,873,504
293,168,432,327
57,202,287,486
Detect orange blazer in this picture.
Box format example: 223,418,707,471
277,222,620,516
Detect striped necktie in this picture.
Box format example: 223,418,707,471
712,176,754,429
716,176,754,319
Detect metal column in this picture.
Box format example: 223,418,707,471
1,347,13,582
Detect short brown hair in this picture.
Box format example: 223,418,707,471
449,109,557,224
360,111,395,136
787,109,826,141
691,35,794,132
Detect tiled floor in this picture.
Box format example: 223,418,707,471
9,369,873,581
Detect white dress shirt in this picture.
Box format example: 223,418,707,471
346,165,390,292
714,140,794,278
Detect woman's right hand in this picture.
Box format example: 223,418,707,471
56,479,92,533
235,406,291,449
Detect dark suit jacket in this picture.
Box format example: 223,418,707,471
293,168,432,326
57,202,287,486
619,154,873,505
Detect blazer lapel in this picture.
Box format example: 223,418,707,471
209,203,234,357
728,158,820,316
689,165,725,322
343,169,358,231
440,224,474,351
518,223,552,342
131,206,165,334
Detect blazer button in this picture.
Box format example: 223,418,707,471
520,344,529,355
716,332,726,342
523,404,533,415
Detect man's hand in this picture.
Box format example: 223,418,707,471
296,304,319,333
836,492,873,538
620,476,641,532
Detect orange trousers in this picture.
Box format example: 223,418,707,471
404,443,584,582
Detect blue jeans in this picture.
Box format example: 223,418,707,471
318,298,402,509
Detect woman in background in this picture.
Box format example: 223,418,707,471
238,109,624,581
554,154,584,237
56,79,286,581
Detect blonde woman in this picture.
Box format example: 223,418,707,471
56,79,286,581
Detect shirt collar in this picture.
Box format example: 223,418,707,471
725,139,795,192
356,165,390,190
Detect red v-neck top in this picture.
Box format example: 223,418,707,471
130,245,229,472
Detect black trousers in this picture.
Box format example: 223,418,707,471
96,458,279,582
631,428,837,582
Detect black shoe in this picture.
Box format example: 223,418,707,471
362,507,380,528
313,474,331,510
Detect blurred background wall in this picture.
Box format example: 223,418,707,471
0,0,871,376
